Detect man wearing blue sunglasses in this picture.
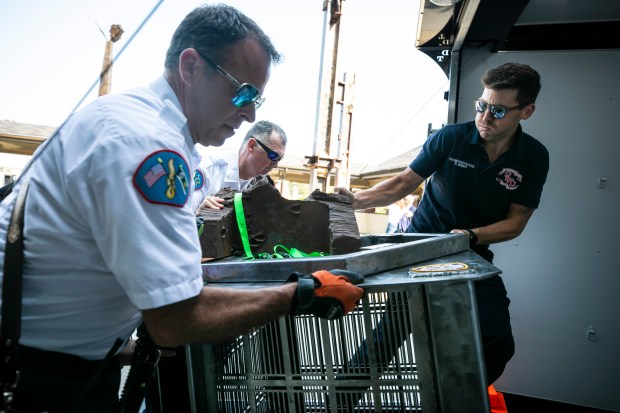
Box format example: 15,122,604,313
192,120,287,211
336,62,549,386
0,5,364,412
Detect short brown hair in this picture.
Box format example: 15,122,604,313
481,63,541,105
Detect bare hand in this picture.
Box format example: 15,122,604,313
197,196,224,211
334,186,354,200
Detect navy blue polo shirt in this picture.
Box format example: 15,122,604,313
409,121,549,237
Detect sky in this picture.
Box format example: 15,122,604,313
0,0,449,167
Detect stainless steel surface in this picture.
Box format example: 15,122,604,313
424,281,489,411
201,233,470,282
189,234,497,412
361,249,501,289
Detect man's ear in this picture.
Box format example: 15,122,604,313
178,48,201,85
520,103,536,120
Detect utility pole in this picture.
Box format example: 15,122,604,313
98,24,124,96
307,0,351,192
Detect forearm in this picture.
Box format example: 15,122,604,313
471,220,525,245
353,182,401,210
452,203,535,245
143,283,296,347
352,168,424,210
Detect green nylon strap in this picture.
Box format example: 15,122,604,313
274,245,325,258
233,192,254,260
233,192,328,260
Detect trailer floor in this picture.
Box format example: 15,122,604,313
503,393,616,413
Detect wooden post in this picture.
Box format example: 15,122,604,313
98,24,124,96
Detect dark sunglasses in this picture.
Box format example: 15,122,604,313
196,50,265,109
474,98,527,119
254,138,282,162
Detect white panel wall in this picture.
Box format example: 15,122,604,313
454,49,620,411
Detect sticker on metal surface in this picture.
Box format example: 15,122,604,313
408,262,475,277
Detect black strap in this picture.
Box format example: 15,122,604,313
1,180,30,402
465,228,478,247
68,338,123,413
0,181,14,202
117,323,160,413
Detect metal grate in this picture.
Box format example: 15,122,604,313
190,240,497,412
208,290,423,412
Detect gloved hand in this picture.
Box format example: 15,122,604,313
287,269,364,320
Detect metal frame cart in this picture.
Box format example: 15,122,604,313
186,233,497,412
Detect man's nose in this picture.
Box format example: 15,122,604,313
238,104,256,123
481,107,495,121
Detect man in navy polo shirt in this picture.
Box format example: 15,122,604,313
336,62,549,384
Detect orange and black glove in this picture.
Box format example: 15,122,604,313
287,269,365,320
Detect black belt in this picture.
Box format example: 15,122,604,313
18,344,113,375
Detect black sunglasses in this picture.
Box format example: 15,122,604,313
254,138,282,162
196,50,265,109
474,98,527,119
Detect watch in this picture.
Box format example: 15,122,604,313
465,228,478,247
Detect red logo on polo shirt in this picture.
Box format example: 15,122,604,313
496,168,522,190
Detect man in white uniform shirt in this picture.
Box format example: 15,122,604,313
0,5,363,412
192,120,287,211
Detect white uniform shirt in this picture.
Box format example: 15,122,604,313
191,148,251,211
0,76,204,360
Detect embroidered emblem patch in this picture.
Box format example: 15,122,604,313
193,169,204,190
133,150,190,207
496,167,522,190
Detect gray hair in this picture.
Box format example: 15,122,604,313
244,120,287,146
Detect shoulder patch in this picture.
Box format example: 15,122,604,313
193,169,204,190
133,150,190,207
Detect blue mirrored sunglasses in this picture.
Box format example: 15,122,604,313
474,98,527,119
254,138,282,162
197,51,265,109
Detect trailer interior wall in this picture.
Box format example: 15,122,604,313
454,47,620,411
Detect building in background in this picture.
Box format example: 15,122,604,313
0,120,55,185
1,120,425,234
0,120,424,196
